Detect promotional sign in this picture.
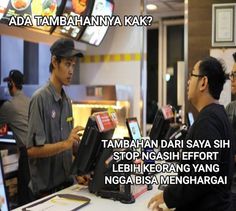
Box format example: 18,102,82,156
1,0,115,45
52,0,91,39
161,105,174,120
0,0,10,20
1,0,32,24
1,0,63,32
94,111,117,132
31,0,60,31
80,0,114,46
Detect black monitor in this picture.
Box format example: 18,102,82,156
149,105,174,141
126,117,142,155
71,115,114,176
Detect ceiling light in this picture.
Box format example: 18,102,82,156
165,74,171,82
146,4,158,11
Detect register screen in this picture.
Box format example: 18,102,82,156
188,112,194,126
127,118,141,140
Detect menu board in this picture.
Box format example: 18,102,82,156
52,0,92,39
80,0,114,46
32,0,63,32
0,0,114,43
1,0,64,32
0,0,10,21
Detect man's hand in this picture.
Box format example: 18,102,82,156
75,175,90,186
65,126,82,149
76,126,85,132
148,192,164,211
28,126,84,158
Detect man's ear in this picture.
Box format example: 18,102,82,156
51,56,57,69
199,76,208,91
8,80,13,90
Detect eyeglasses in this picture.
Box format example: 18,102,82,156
189,73,205,79
229,72,236,80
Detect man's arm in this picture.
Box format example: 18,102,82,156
27,126,81,158
0,101,11,125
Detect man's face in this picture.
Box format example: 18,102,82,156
230,63,236,95
187,61,202,104
53,56,77,86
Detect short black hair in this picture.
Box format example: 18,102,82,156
49,55,62,73
199,56,226,100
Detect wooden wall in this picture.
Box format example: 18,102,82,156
187,0,236,114
188,0,236,71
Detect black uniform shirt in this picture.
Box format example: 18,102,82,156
164,103,234,211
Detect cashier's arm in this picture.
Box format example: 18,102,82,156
27,126,81,158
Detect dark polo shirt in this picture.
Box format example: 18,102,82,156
26,81,73,194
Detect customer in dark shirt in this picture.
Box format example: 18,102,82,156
148,57,234,211
225,52,236,210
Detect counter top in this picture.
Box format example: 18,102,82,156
12,184,171,211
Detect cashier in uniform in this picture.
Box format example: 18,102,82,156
0,70,30,148
26,38,85,198
0,70,31,205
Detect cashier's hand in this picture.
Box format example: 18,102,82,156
65,126,82,150
148,192,165,211
75,175,90,186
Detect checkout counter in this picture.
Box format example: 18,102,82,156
0,85,179,210
12,180,171,211
0,84,134,209
11,106,179,211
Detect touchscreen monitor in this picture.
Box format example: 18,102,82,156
126,117,142,156
71,114,115,175
126,117,142,141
